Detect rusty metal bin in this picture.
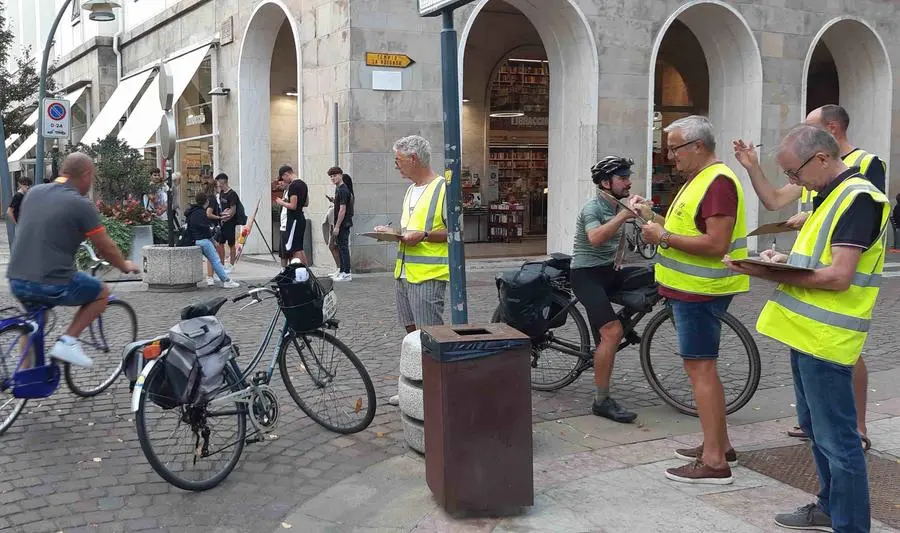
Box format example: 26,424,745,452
421,323,533,513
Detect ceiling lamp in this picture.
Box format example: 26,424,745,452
80,1,122,22
489,102,524,118
283,87,299,97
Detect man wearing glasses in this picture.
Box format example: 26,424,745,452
725,124,885,533
641,115,749,485
733,103,883,447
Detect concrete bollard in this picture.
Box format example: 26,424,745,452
142,245,205,291
399,330,424,454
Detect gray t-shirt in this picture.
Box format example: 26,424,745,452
7,181,102,284
572,196,622,269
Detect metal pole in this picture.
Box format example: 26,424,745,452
333,102,339,166
35,0,75,185
0,118,15,248
441,9,468,324
165,159,175,246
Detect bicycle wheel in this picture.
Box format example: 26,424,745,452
636,233,658,260
279,330,376,434
65,299,137,397
135,361,246,491
491,291,591,392
0,325,31,436
639,307,761,416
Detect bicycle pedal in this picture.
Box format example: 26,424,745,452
245,435,264,445
625,331,642,345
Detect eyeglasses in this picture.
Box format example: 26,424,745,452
666,139,699,156
783,153,817,180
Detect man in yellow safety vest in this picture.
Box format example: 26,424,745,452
726,124,885,533
641,115,749,485
733,104,884,446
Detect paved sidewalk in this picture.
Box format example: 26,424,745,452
278,375,900,533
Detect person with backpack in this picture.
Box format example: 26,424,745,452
185,191,239,289
215,173,246,269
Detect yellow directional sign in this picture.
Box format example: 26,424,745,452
366,52,415,68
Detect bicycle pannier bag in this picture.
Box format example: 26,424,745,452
163,316,233,405
496,263,555,340
272,263,337,333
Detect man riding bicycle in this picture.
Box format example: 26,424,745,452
570,156,654,423
6,153,138,367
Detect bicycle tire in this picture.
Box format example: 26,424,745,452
639,307,761,416
636,233,658,260
279,330,376,434
0,324,31,436
65,299,137,397
135,362,246,491
491,291,591,392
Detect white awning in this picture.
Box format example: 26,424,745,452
79,69,153,147
118,45,211,150
8,87,89,162
4,109,39,149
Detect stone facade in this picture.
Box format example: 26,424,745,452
48,0,900,267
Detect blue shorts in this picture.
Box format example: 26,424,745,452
9,272,104,310
669,295,734,359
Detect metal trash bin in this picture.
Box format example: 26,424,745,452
421,323,533,513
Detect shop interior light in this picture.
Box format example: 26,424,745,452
462,97,471,103
507,58,549,63
283,87,299,97
489,103,525,118
81,1,122,22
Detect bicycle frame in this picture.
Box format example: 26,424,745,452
0,307,49,385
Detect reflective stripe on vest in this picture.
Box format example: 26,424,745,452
758,176,889,365
799,149,877,212
654,162,750,296
394,177,450,283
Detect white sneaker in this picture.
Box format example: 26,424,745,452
222,280,240,289
224,263,234,273
388,394,400,406
333,273,352,282
50,338,93,367
328,271,340,278
206,277,215,287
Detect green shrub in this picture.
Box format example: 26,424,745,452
75,215,134,270
152,216,170,244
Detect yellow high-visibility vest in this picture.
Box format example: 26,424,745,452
758,176,889,366
655,162,750,296
799,149,882,211
393,177,449,283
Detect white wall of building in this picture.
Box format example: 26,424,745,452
4,0,55,70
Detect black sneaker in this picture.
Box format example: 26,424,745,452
591,397,637,423
774,503,833,532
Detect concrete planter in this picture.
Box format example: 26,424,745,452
119,225,154,281
142,245,204,291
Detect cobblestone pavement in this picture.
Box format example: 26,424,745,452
2,266,900,532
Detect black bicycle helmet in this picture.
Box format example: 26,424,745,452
591,156,634,184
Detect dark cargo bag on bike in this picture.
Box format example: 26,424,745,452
495,263,558,340
158,316,233,406
272,263,337,333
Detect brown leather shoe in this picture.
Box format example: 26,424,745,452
674,444,738,467
788,425,809,438
665,460,733,485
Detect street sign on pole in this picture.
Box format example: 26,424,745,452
418,0,473,16
157,60,177,246
41,98,71,139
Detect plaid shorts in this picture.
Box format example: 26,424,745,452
395,278,447,328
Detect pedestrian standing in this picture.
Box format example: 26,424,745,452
275,165,309,266
328,167,354,281
202,173,227,285
215,173,242,268
7,177,31,225
726,124,884,533
641,115,749,485
185,191,239,289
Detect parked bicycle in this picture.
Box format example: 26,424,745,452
131,275,376,491
0,244,137,435
624,220,657,259
492,253,760,416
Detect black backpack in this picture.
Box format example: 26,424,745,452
495,262,558,340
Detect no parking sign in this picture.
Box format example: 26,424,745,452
42,97,71,139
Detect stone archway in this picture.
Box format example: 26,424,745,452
237,0,302,255
802,17,892,195
648,0,764,234
459,0,599,255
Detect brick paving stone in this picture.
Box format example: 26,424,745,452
1,271,900,531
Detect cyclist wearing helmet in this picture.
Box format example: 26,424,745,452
571,155,654,423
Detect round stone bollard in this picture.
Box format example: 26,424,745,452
142,245,204,291
399,330,425,454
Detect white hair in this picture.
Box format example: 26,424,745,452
664,115,717,153
392,135,432,168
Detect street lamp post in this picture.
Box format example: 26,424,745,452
34,1,121,184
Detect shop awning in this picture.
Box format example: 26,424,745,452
4,109,39,150
78,69,153,148
118,45,211,150
8,86,89,162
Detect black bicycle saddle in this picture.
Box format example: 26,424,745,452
180,297,228,320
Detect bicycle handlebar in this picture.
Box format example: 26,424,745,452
232,287,277,303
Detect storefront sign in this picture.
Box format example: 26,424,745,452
366,52,415,68
418,0,475,16
490,114,549,131
221,16,234,46
42,98,70,139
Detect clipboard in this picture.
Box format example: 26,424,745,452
747,220,798,237
359,231,403,242
729,257,813,272
597,190,664,225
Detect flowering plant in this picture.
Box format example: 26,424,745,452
96,196,154,226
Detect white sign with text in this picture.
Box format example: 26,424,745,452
42,98,71,139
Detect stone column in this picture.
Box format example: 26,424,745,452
398,330,424,454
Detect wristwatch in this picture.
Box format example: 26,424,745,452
423,231,430,242
659,231,672,249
